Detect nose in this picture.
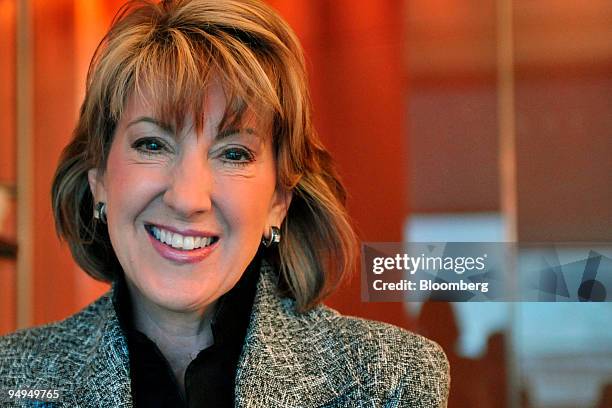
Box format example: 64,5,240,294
162,150,213,218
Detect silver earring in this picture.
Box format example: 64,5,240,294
94,202,107,224
262,226,280,247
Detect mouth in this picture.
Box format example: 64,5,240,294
145,224,220,251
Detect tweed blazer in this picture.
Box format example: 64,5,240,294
0,262,449,407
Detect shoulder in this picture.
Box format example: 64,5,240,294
249,268,450,406
326,309,449,379
307,304,449,405
0,293,115,388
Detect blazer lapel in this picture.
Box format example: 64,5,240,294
70,295,133,408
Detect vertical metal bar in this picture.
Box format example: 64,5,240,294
16,0,33,329
497,0,519,407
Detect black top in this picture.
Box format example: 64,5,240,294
111,256,261,408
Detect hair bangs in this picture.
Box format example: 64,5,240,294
106,22,281,136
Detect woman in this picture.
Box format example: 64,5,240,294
0,0,449,406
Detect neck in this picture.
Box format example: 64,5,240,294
126,283,217,396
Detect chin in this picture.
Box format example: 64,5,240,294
135,275,218,313
157,288,216,313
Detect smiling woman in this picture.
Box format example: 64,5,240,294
0,0,449,407
88,81,284,321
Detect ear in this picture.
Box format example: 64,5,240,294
266,187,292,230
87,168,107,203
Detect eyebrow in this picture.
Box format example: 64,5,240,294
216,127,258,141
126,116,174,134
126,116,260,141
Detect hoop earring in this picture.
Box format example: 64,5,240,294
262,226,280,247
94,202,107,224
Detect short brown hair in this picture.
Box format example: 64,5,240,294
52,0,357,311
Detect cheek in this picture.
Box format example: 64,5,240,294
213,174,276,232
108,170,162,201
105,147,132,199
104,152,166,222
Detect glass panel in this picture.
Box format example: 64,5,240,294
513,1,612,407
406,0,612,407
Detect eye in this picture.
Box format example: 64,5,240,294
220,146,254,166
223,148,251,161
131,137,171,155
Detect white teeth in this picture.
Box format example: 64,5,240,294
171,233,183,249
149,226,215,251
183,236,194,250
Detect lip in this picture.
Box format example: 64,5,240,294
145,224,220,264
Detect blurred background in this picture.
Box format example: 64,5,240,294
1,0,611,407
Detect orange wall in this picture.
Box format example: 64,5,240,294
28,0,124,326
0,0,17,334
269,0,413,328
0,0,16,182
31,0,79,325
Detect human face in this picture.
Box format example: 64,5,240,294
88,82,289,314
